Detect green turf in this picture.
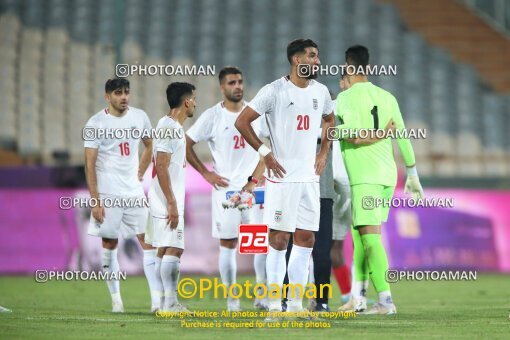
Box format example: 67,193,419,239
0,274,508,339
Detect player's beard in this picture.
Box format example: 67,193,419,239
308,71,318,80
113,101,128,113
225,91,243,103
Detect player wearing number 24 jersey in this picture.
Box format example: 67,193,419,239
186,67,262,312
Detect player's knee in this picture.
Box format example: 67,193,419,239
220,238,237,249
167,248,183,258
136,233,154,250
157,247,166,258
331,254,345,267
268,231,289,251
293,230,315,248
102,238,118,249
330,250,342,267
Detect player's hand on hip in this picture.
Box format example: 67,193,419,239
204,170,229,189
92,205,105,224
404,175,425,200
315,152,327,175
264,153,286,178
167,201,179,230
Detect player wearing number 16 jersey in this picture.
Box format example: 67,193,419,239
84,78,158,313
236,39,336,318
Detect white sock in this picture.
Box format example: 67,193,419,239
219,246,237,300
143,249,163,307
363,280,369,295
287,244,313,312
308,257,315,284
350,264,356,298
266,246,287,311
161,255,180,309
155,256,162,278
102,248,121,300
155,256,164,307
379,290,393,306
352,280,369,300
253,253,267,284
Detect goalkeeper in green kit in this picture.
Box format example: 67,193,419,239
335,45,424,315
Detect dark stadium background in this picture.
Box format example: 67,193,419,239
0,0,509,291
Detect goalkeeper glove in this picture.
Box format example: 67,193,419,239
222,191,255,210
404,166,424,200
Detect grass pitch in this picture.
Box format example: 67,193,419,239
0,274,508,339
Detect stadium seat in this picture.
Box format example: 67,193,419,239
47,0,67,27
0,0,505,175
91,45,116,112
482,94,507,176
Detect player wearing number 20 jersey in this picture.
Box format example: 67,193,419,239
249,75,334,230
236,40,336,316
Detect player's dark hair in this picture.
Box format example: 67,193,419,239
105,78,130,93
345,45,370,68
287,39,318,64
166,82,196,109
219,66,242,84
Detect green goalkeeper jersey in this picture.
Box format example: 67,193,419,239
335,81,415,186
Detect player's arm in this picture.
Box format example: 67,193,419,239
84,147,104,223
345,119,396,145
138,137,153,181
235,107,286,178
335,97,394,145
154,151,179,229
392,98,424,199
185,135,229,188
316,112,335,175
242,156,266,193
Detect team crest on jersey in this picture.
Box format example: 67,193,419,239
177,230,183,240
312,99,318,110
274,210,282,223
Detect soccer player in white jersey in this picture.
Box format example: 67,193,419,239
148,82,196,312
84,78,157,313
235,39,336,318
186,67,262,311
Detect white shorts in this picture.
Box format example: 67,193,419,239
152,216,185,249
144,213,154,245
212,190,253,239
251,204,265,224
87,195,148,239
332,183,352,241
263,181,320,232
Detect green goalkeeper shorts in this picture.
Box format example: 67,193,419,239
351,184,395,228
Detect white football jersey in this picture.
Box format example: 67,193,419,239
84,106,152,197
332,99,349,185
187,101,260,190
149,116,186,217
249,76,334,182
